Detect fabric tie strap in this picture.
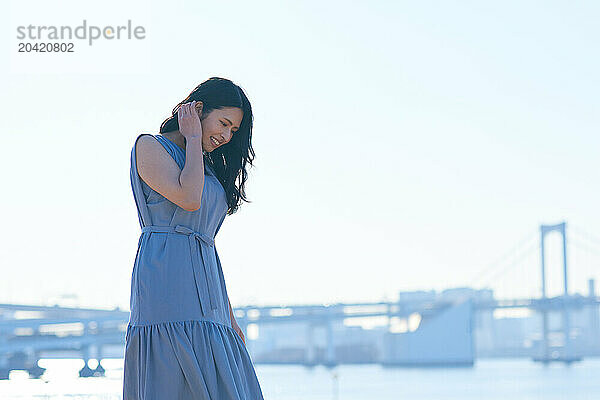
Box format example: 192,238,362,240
141,224,218,316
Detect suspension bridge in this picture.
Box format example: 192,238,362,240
0,221,598,378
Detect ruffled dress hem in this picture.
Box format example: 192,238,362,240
124,319,263,399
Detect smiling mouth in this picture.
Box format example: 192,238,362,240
210,137,221,146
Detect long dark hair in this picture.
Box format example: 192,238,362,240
159,77,254,215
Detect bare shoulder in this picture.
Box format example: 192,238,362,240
135,134,175,170
133,134,198,211
135,134,161,162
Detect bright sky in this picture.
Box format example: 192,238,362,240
1,0,598,310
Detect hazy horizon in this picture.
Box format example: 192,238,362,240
2,0,599,311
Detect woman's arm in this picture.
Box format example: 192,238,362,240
135,102,205,211
228,299,246,345
135,134,204,212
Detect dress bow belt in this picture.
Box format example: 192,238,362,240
141,224,218,316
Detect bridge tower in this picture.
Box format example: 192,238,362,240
539,221,573,362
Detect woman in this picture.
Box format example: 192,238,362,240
123,77,264,399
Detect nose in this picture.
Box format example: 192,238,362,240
220,128,233,143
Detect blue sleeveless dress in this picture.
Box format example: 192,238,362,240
123,133,264,400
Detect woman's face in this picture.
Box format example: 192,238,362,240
197,106,243,152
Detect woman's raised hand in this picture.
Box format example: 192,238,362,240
177,100,204,141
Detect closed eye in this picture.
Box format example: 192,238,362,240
223,117,240,132
221,120,238,134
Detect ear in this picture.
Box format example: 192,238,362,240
194,101,204,117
